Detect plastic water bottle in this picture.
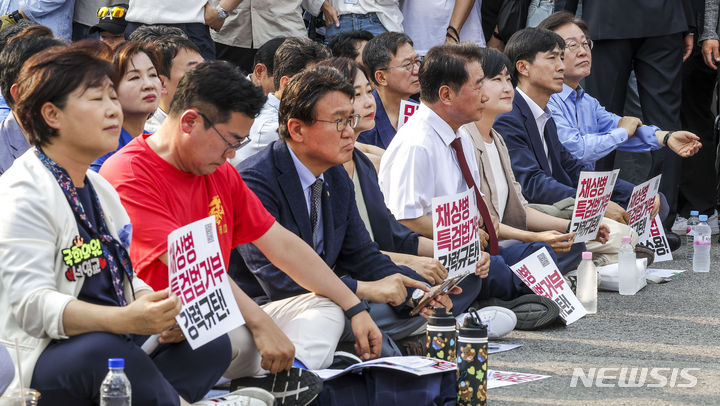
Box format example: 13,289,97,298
686,211,699,261
100,358,131,406
576,252,597,313
618,236,636,295
693,214,711,273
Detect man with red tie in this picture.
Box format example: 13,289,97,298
379,42,560,330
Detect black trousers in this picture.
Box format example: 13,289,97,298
215,43,257,76
585,33,684,229
678,46,717,217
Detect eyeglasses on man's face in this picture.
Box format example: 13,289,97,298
197,111,251,151
381,58,422,73
565,39,593,53
314,114,361,132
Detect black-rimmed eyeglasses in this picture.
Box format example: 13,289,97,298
197,111,251,150
314,114,361,132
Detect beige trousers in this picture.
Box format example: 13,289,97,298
223,293,345,378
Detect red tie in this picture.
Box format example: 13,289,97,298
450,137,499,255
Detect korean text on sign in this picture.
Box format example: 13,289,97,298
636,215,673,263
626,175,661,242
569,170,619,243
168,216,244,349
397,99,420,130
509,247,587,324
432,188,480,278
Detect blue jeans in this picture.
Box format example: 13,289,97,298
526,0,555,28
324,12,387,45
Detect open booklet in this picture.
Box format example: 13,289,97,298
313,356,457,381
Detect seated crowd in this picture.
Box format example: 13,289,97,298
0,4,704,406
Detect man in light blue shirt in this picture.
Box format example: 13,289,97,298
541,15,701,170
0,1,74,41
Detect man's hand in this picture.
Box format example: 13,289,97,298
605,201,629,224
158,324,185,344
683,33,694,62
702,39,720,69
322,1,339,27
357,274,429,306
650,194,660,219
404,257,448,285
478,227,489,250
617,116,642,137
662,130,702,157
250,322,296,373
593,223,610,244
204,3,225,31
474,251,490,278
350,311,382,361
533,230,575,253
123,288,181,335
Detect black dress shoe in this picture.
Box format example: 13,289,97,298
666,231,681,252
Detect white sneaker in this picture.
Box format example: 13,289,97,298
708,210,719,234
457,306,517,339
671,216,688,235
194,387,275,406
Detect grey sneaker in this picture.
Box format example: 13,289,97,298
477,294,560,330
230,368,322,406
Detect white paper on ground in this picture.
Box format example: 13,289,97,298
487,370,551,389
488,343,523,354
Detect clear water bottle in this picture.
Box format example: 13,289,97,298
101,358,131,406
618,236,636,295
576,252,597,314
686,211,700,261
693,215,711,273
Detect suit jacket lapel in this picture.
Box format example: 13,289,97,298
275,142,314,246
514,91,552,174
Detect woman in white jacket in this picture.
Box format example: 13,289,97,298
0,44,254,406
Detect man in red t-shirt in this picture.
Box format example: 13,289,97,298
101,61,381,402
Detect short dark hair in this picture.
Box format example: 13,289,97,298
316,57,370,86
419,42,484,104
478,47,512,79
0,19,35,53
112,41,162,85
128,25,187,43
273,37,330,91
253,37,287,77
328,30,374,60
0,35,65,108
504,28,565,84
14,47,115,147
278,65,354,140
169,60,266,126
362,31,413,85
537,11,590,38
153,35,201,78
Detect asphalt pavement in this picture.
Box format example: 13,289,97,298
488,238,720,406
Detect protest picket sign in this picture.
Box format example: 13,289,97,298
509,247,587,325
432,188,481,278
569,170,619,242
397,99,420,130
637,215,673,262
626,175,661,242
168,216,244,349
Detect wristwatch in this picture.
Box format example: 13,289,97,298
344,299,370,319
215,3,229,19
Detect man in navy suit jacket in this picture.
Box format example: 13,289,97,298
236,66,472,356
494,28,635,221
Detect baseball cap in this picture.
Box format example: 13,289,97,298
89,3,128,35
